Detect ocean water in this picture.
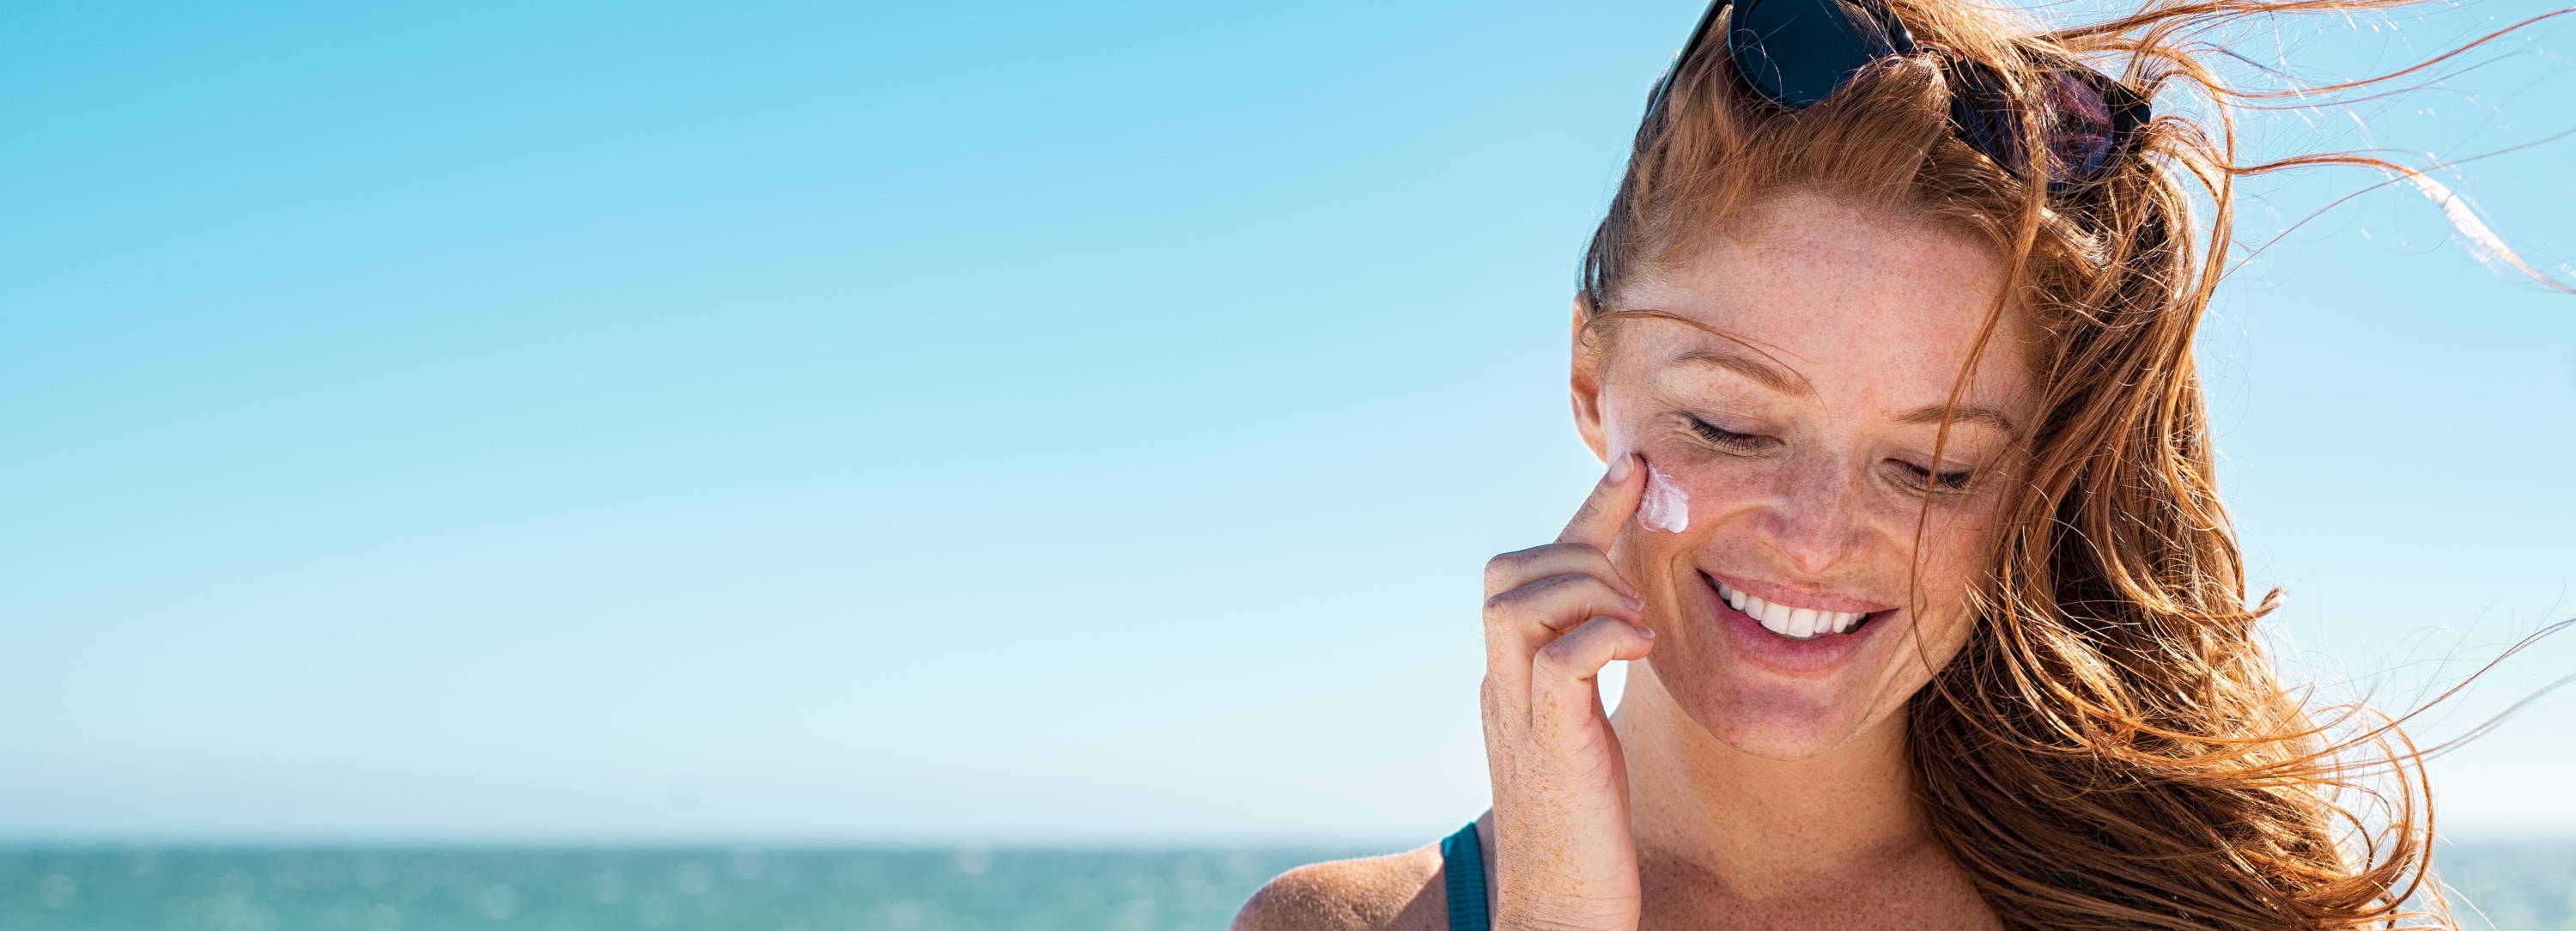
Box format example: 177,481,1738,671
0,841,2568,930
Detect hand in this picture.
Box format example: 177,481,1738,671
1478,451,1656,930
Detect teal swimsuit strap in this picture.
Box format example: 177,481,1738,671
1439,819,1492,931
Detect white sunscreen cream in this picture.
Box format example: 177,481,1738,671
1638,463,1691,533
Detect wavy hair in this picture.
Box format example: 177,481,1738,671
1573,0,2572,927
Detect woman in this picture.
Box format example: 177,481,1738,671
1233,0,2564,928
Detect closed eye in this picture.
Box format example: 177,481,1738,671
1688,414,1976,493
1686,416,1771,452
1899,460,1975,492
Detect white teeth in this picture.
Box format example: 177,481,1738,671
1714,580,1871,640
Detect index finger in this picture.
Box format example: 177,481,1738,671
1556,450,1647,551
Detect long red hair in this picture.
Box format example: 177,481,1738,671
1575,0,2573,926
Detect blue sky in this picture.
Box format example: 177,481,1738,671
3,0,2572,847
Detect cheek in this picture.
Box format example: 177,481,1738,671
1890,501,2008,660
1637,464,1692,532
1618,436,1774,513
1614,423,2005,575
1911,493,2008,574
1619,453,1783,543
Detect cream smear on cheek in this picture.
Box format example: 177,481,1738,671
1638,463,1691,533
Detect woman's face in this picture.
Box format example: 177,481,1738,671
1573,191,2037,760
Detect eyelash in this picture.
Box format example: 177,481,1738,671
1686,416,1771,452
1685,416,1976,493
1905,461,1977,493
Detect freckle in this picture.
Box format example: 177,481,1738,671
1639,463,1691,533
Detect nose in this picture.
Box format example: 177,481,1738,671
1753,455,1865,576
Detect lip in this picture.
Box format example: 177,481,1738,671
1698,569,1890,674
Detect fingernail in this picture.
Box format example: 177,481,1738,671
1607,452,1635,483
1623,593,1644,611
1634,625,1655,639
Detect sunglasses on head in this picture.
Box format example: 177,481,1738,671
1643,0,2152,198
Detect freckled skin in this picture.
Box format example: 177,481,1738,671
1580,192,2033,764
1236,191,2032,931
1564,192,2032,928
1638,463,1692,532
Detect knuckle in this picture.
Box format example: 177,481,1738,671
1532,636,1577,675
1538,618,1610,668
1483,547,1540,588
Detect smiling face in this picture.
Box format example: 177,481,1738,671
1573,190,2038,760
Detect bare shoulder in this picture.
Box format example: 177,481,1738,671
1230,838,1455,931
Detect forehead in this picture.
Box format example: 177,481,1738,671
1613,192,2033,411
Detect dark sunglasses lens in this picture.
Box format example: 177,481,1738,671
2040,71,2119,186
1729,0,1902,108
1947,59,2130,190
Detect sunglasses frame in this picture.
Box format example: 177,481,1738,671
1642,0,2152,198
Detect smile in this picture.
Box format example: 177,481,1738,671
1709,577,1881,640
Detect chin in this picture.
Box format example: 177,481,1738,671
1649,655,1888,760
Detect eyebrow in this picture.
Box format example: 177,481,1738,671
1665,346,2020,433
1894,403,2018,433
1668,347,1812,398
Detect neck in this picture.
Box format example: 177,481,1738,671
1607,660,1934,895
